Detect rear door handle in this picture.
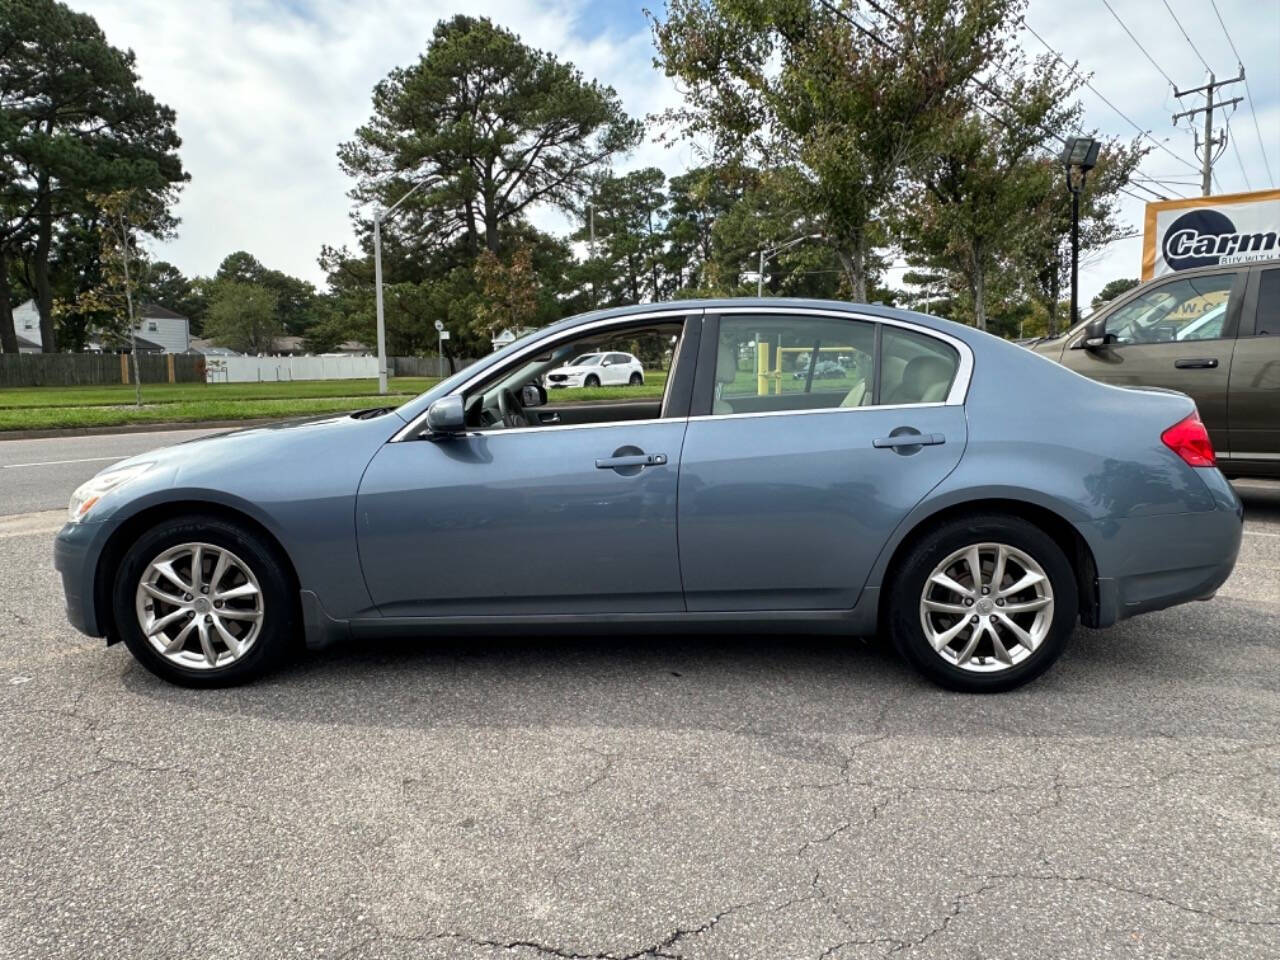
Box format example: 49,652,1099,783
1174,358,1218,369
595,453,667,469
873,433,945,449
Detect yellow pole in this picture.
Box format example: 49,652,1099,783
774,346,783,395
167,353,175,384
121,354,129,384
756,340,770,396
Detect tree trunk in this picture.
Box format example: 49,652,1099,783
837,231,868,302
1047,269,1061,336
0,247,17,354
971,247,987,332
34,181,56,352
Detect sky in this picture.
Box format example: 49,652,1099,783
79,0,1280,306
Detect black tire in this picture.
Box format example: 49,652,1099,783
888,513,1077,693
629,372,643,385
584,374,600,387
112,513,299,687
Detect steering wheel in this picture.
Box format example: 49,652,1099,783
497,388,529,429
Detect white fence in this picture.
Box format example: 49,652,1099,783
206,355,379,383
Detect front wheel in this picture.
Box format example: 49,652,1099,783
112,514,298,687
584,374,600,388
888,514,1077,693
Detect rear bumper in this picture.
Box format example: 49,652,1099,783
53,520,109,638
1086,478,1243,627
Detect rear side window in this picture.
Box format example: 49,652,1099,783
1256,269,1280,336
711,314,957,416
879,327,959,405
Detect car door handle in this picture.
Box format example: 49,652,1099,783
873,433,945,449
1174,358,1218,369
595,453,667,469
537,411,561,423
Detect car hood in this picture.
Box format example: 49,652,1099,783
545,365,591,376
83,409,406,522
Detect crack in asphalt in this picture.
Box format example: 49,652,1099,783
963,870,1280,928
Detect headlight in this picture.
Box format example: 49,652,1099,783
67,462,156,523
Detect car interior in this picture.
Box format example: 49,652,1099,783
460,320,687,430
714,318,958,416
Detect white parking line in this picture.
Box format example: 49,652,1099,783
1,456,124,469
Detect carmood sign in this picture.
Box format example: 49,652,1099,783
1142,188,1280,281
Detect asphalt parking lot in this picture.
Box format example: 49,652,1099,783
1,429,1277,959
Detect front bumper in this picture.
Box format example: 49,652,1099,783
53,520,110,638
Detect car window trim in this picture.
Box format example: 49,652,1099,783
688,307,972,418
392,308,700,441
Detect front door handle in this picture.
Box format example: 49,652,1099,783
537,411,561,423
595,452,667,469
1174,358,1219,369
873,433,945,449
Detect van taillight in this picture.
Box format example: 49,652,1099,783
1161,411,1216,468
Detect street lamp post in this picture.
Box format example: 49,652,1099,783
1061,136,1100,330
754,233,824,297
372,178,431,394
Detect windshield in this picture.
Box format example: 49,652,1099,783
570,354,601,366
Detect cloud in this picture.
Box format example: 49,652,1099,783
80,0,1277,306
78,0,685,287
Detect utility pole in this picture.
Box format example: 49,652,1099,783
1173,70,1245,196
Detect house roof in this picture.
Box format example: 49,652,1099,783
138,303,188,320
16,333,40,350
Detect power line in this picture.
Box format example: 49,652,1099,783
1208,0,1275,187
1160,0,1215,75
1226,116,1251,191
1022,19,1202,174
1099,0,1177,89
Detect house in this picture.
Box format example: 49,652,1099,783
12,300,41,353
188,338,241,357
491,326,537,352
12,300,191,353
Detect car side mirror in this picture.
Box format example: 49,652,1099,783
1075,316,1111,350
425,395,466,435
520,383,546,408
600,359,612,366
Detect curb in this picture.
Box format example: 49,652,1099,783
0,418,281,441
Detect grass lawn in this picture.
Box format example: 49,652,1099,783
0,378,434,432
0,370,670,432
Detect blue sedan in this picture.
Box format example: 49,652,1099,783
54,300,1243,692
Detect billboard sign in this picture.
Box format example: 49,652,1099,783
1142,188,1280,280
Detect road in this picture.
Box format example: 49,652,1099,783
0,427,226,517
0,431,1277,959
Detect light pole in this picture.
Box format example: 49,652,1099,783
754,233,823,297
373,177,431,394
1061,136,1099,330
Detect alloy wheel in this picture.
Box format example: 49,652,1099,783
134,542,264,670
919,542,1054,673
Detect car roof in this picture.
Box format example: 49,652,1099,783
535,297,980,346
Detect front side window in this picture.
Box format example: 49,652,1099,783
461,320,683,430
1102,274,1236,345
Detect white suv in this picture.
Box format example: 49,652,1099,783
543,351,645,388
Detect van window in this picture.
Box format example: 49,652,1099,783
1103,274,1235,344
1255,269,1280,337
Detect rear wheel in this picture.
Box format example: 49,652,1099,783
629,371,643,385
888,514,1077,693
112,514,298,687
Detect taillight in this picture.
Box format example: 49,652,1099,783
1161,411,1216,467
